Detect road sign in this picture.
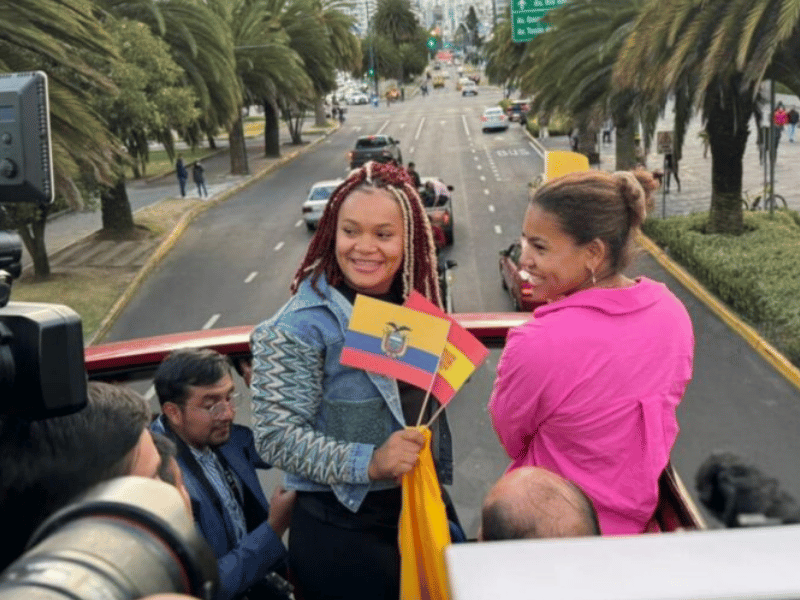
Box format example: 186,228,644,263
511,0,568,43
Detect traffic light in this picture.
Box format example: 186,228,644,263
368,68,375,78
426,37,437,50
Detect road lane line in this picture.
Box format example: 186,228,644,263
410,146,415,153
245,271,258,283
462,115,471,137
377,120,390,134
476,165,482,170
488,205,495,212
415,118,425,141
203,314,220,330
484,189,490,196
480,175,486,181
295,219,303,227
274,241,284,251
145,385,156,400
494,225,503,235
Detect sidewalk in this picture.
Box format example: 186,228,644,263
24,120,334,271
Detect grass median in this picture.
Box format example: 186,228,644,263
11,198,201,340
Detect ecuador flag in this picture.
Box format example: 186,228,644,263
340,295,451,389
404,291,489,405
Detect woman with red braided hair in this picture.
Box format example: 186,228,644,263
249,161,453,599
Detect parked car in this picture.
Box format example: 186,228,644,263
301,179,343,230
505,99,530,122
461,81,478,96
432,76,446,89
481,107,509,132
456,78,471,91
348,135,402,169
420,177,454,246
499,241,542,312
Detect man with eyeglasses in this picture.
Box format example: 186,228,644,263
151,348,295,600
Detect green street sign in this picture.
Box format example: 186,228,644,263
427,37,437,50
511,0,568,43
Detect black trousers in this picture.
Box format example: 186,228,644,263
288,490,401,600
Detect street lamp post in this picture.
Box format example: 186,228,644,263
366,0,379,101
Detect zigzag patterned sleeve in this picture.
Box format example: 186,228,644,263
250,324,373,485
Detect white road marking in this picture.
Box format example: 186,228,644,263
440,120,446,126
494,225,503,235
480,175,486,181
476,165,482,170
377,120,390,134
484,189,490,196
399,123,406,129
488,204,495,212
244,271,258,283
203,314,220,330
144,385,156,400
410,146,415,153
462,114,471,137
274,241,284,251
295,219,303,227
415,118,425,141
473,155,479,161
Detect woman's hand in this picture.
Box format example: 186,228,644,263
268,486,297,537
368,429,425,481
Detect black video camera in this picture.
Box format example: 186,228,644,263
0,71,86,419
0,71,218,599
0,477,218,599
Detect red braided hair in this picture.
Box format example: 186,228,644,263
291,161,443,310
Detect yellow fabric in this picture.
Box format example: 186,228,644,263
545,150,590,181
399,427,452,600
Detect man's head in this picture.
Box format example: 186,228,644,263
408,162,416,171
154,349,237,450
0,381,152,569
480,467,600,541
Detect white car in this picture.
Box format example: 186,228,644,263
461,81,478,96
346,92,369,105
302,179,343,230
481,107,509,132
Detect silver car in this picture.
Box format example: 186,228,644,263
481,107,509,132
302,179,343,230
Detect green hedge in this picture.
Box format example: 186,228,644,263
642,211,800,366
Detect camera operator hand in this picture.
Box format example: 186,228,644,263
267,486,296,538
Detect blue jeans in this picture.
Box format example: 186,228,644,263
178,177,187,197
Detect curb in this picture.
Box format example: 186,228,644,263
637,233,800,394
87,126,338,345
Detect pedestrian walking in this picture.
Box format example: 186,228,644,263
192,161,208,198
771,103,788,163
175,155,188,198
602,119,613,145
789,106,799,142
664,152,681,192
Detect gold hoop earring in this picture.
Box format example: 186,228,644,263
590,267,596,286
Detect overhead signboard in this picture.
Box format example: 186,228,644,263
511,0,568,43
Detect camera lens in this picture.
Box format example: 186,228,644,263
0,477,217,600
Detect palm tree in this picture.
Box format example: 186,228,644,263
373,0,418,82
483,13,525,94
615,0,800,234
518,0,647,168
1,0,121,277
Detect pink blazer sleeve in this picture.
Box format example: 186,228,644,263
488,322,556,462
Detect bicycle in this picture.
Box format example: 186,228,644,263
742,186,788,211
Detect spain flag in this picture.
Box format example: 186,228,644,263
404,291,490,405
340,295,451,390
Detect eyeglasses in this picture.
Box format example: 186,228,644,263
191,392,241,419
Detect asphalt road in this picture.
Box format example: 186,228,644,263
104,72,800,534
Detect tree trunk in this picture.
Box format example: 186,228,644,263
263,99,280,158
314,96,327,127
100,178,136,236
16,207,50,280
614,115,637,170
229,112,249,175
576,114,600,165
706,85,752,235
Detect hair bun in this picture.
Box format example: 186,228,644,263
614,170,656,228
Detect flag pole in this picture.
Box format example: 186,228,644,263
415,363,439,427
426,401,447,428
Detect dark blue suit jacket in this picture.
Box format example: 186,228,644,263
152,416,287,600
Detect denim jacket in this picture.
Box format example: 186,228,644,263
250,274,452,513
